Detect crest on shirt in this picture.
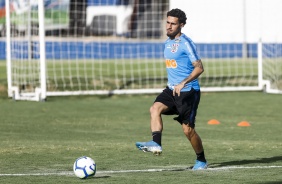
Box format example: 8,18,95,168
171,44,179,53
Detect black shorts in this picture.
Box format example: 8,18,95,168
154,87,201,128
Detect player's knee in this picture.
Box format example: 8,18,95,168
183,126,195,140
150,102,168,117
149,104,159,116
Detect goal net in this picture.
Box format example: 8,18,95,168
5,0,282,101
261,43,282,93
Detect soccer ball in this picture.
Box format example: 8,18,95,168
73,156,96,179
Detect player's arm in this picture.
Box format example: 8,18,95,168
182,59,204,84
173,59,204,96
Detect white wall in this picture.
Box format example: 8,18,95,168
170,0,282,43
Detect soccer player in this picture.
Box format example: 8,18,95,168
135,8,208,170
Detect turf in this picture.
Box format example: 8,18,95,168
0,92,282,184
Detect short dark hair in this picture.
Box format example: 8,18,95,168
167,8,187,25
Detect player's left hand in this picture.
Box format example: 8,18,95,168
173,83,185,96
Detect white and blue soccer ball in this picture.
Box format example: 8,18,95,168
73,156,96,179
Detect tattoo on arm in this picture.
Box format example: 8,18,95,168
193,60,204,69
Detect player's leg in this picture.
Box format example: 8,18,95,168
182,124,207,170
177,89,207,169
150,101,172,147
150,101,169,138
182,124,204,153
136,88,173,155
135,102,169,155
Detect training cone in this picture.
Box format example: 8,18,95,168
207,119,220,125
237,121,251,127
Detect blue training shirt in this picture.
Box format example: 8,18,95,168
164,33,201,92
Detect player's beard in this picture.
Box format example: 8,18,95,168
166,27,181,39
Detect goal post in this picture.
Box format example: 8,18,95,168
5,0,282,101
259,41,282,94
6,0,47,101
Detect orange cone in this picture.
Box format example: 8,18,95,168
207,119,220,125
237,121,251,127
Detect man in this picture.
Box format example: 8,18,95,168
135,8,208,170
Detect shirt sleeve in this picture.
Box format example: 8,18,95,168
184,41,201,62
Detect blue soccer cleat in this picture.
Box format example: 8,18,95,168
135,140,162,155
192,160,208,170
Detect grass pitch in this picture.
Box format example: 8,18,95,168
0,60,282,183
0,92,282,184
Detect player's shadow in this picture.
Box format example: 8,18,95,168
208,155,282,168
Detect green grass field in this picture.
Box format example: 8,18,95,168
0,91,282,183
0,60,282,183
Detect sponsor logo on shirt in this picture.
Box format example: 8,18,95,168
165,59,177,68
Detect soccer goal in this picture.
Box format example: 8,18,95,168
5,0,282,101
260,42,282,94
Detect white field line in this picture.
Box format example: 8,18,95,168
0,165,282,176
